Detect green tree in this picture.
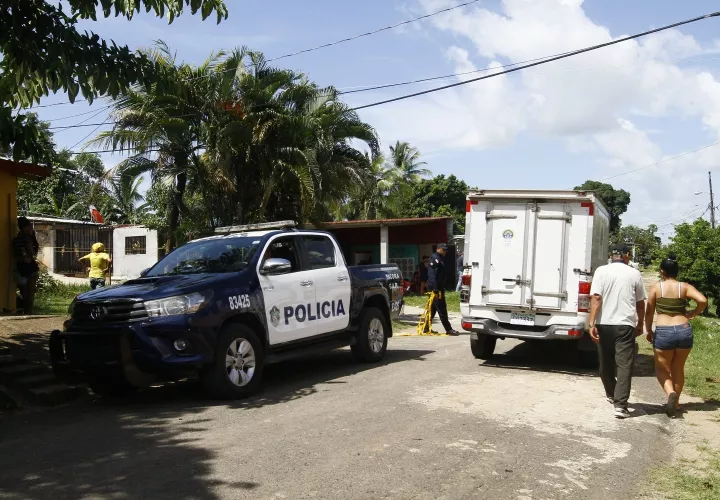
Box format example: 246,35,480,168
1,0,228,161
92,42,222,250
574,180,631,233
106,173,147,224
665,218,720,312
611,224,662,266
396,174,470,234
388,141,429,184
97,45,377,247
200,48,378,226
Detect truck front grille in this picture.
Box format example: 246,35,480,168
73,300,147,323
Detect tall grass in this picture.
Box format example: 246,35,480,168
34,271,90,315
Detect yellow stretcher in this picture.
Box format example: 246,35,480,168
415,291,449,336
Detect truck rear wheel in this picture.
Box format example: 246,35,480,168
202,324,264,399
470,334,497,360
352,307,388,363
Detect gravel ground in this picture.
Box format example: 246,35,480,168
0,326,682,500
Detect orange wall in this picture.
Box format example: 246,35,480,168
0,171,18,311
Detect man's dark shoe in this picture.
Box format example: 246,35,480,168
446,330,460,336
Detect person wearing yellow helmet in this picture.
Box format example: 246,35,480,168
79,242,112,289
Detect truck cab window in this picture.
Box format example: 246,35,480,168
303,236,336,269
266,237,301,272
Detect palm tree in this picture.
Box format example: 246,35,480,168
388,141,430,184
204,48,378,224
90,42,225,250
106,173,147,224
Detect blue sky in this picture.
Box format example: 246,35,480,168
32,0,720,238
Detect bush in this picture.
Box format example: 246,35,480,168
36,268,61,294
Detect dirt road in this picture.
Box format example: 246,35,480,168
0,331,682,500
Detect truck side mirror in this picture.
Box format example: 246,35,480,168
140,268,150,277
260,258,292,276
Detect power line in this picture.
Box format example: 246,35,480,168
265,0,481,64
339,54,720,95
187,0,483,82
24,99,89,109
48,105,111,122
597,142,720,183
49,121,112,131
566,141,720,191
351,10,720,110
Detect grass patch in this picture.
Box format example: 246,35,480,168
683,318,720,402
34,280,90,316
403,291,460,313
648,447,720,500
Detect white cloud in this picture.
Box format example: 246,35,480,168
360,0,720,235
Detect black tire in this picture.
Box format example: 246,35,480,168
470,334,497,360
352,307,389,363
578,349,599,369
201,324,264,399
87,374,138,397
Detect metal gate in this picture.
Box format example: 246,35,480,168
54,226,113,275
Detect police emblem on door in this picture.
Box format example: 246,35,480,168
270,306,280,327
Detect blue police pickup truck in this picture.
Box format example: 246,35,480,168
50,223,404,399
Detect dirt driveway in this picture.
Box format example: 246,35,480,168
0,332,701,499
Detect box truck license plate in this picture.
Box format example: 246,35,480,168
510,312,535,326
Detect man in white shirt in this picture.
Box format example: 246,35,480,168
589,244,647,419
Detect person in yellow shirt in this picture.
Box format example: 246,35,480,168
78,243,112,289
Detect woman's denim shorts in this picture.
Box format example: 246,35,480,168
654,324,693,350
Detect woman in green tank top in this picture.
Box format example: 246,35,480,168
644,255,707,418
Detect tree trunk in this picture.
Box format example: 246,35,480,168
166,171,188,252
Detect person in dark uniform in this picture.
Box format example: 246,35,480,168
427,243,459,335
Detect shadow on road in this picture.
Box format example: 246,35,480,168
479,339,659,379
478,340,597,377
0,347,432,499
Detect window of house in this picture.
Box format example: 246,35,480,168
125,236,147,255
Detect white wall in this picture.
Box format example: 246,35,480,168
112,226,158,280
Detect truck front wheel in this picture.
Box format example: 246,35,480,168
352,307,388,363
470,334,497,360
202,324,264,399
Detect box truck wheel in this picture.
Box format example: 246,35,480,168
471,334,496,360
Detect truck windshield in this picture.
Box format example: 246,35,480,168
145,236,261,276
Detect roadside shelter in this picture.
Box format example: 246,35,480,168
0,157,52,311
308,217,458,284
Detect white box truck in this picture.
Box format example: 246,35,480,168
459,190,610,366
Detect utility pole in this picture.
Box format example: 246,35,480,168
710,171,716,229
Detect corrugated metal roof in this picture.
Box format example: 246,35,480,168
310,216,453,228
27,216,102,226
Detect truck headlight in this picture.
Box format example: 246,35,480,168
144,291,213,317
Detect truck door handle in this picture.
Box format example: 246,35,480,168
337,276,349,282
300,281,314,287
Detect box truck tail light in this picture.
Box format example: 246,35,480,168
466,200,478,212
578,281,591,312
460,274,471,303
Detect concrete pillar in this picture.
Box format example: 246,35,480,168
380,225,389,264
